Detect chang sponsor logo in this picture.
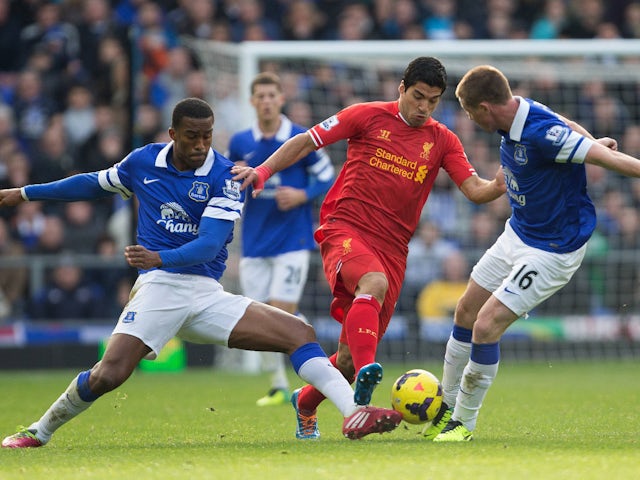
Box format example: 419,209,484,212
503,167,526,206
157,202,199,234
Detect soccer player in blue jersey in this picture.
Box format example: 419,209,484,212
227,72,335,407
427,65,640,442
0,98,401,448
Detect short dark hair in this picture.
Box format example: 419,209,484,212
402,56,447,93
171,98,214,129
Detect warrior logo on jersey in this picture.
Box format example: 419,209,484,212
320,115,339,131
122,311,136,323
189,181,210,202
222,179,241,200
514,144,528,165
377,129,391,141
545,125,570,146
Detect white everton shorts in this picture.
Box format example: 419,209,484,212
239,249,310,304
112,270,252,359
471,221,587,317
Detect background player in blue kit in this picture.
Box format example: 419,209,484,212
425,65,640,442
0,98,401,448
227,72,335,407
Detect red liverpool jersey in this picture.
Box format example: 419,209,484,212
308,101,476,254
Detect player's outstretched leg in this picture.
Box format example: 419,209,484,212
354,362,383,406
290,388,320,439
342,406,402,440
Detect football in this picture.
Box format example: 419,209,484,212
390,369,443,424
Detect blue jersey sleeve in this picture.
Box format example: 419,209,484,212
22,173,112,201
158,216,234,268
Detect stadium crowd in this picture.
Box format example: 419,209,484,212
1,0,640,325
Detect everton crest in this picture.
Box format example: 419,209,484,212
189,181,209,202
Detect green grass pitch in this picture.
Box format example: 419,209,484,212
0,360,638,480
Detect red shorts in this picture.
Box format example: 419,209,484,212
314,221,406,341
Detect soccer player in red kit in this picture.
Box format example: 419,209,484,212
232,57,506,439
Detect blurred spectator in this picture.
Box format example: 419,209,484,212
33,214,66,255
13,201,47,252
328,2,376,40
11,69,57,155
391,0,425,39
229,0,282,42
75,103,120,166
167,0,219,39
149,45,197,126
27,256,106,321
621,124,640,159
603,206,640,313
18,0,81,74
420,173,472,240
560,0,607,38
31,120,76,184
459,209,501,253
284,98,313,127
0,217,28,321
597,188,628,238
133,102,163,146
86,233,132,314
530,0,568,39
422,0,458,40
0,102,14,140
399,220,459,317
0,0,24,73
92,34,129,112
621,1,640,38
76,0,128,79
209,19,233,41
282,0,327,41
62,83,96,151
61,201,108,254
134,1,178,92
416,250,470,321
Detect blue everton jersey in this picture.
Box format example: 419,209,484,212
98,142,244,279
500,97,596,253
227,115,334,257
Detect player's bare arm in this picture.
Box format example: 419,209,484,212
585,141,640,177
459,166,506,204
232,132,316,197
0,188,26,207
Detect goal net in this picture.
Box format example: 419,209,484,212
187,38,640,362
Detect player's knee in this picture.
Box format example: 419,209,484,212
454,299,475,329
357,272,388,302
295,321,316,344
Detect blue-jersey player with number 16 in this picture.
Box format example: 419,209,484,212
1,98,401,448
423,66,640,443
